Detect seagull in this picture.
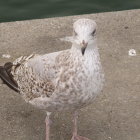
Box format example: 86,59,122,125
0,18,104,140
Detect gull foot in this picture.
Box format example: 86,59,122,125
71,135,91,140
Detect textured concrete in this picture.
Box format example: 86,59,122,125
0,9,140,140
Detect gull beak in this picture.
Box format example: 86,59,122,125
81,40,88,55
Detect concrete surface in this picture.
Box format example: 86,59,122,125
0,9,140,140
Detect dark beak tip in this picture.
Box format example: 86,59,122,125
81,41,88,55
81,47,86,55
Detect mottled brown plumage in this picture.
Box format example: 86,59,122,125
0,19,105,140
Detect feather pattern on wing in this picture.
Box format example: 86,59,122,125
11,53,60,101
1,19,105,112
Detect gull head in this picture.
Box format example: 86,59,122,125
61,18,97,55
73,18,97,55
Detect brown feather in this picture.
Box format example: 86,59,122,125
0,62,19,92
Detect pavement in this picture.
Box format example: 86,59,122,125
0,9,140,140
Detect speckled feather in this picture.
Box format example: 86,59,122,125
10,19,105,112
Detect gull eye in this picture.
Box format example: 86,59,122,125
91,29,96,36
74,30,78,36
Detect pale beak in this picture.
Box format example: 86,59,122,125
81,40,88,55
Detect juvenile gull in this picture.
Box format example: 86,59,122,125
0,19,104,140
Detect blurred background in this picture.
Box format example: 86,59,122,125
0,0,140,23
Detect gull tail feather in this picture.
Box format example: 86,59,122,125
0,54,36,93
0,62,19,92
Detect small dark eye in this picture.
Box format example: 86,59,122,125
74,30,78,36
91,29,96,36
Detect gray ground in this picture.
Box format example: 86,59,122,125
0,9,140,140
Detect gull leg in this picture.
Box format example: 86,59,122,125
71,111,91,140
45,112,51,140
